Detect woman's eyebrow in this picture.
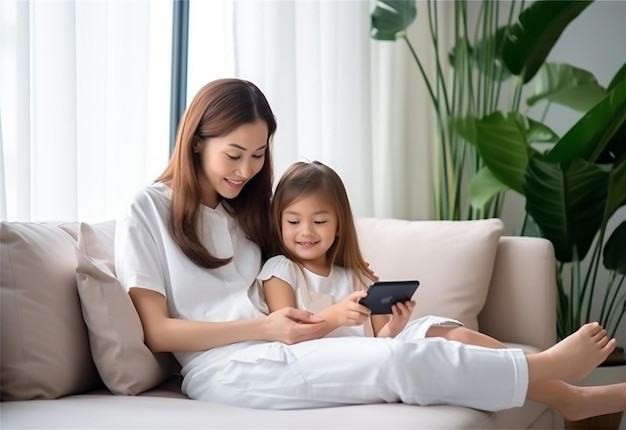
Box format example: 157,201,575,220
228,143,267,151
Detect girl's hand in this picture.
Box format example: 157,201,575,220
264,307,328,345
329,291,371,327
377,300,415,338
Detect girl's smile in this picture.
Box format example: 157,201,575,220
281,192,338,274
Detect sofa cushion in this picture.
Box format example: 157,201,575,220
0,222,101,400
75,222,176,395
356,218,504,331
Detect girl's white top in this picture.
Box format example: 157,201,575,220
114,182,265,368
254,255,368,337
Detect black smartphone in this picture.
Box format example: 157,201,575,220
358,280,420,315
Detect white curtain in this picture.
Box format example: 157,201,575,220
1,0,438,223
188,0,436,219
0,0,172,223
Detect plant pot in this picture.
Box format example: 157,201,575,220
564,347,626,430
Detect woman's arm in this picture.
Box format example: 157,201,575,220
262,277,340,336
129,287,328,351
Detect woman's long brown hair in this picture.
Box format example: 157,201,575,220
157,79,276,269
270,161,377,288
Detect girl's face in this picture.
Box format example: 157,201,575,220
281,192,338,274
196,120,268,208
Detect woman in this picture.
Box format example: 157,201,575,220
115,78,625,418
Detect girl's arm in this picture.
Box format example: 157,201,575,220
372,301,416,338
371,314,391,337
263,277,370,337
263,276,297,311
129,287,328,351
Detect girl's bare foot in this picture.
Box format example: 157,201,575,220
529,322,616,382
558,382,626,421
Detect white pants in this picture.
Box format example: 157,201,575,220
181,316,529,411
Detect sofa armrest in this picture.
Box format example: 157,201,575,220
478,236,557,351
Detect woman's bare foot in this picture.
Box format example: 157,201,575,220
558,382,626,421
528,322,616,382
556,323,616,380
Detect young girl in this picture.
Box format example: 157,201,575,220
116,78,625,417
253,160,423,339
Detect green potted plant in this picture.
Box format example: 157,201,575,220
465,59,626,430
372,3,626,426
371,0,625,344
464,66,626,342
370,0,594,221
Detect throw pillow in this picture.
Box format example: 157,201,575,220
356,218,504,331
0,222,101,400
75,222,176,395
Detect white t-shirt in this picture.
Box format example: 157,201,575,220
114,182,265,367
254,255,368,337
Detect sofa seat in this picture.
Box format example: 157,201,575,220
2,388,552,430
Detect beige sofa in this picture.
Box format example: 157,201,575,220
1,217,559,429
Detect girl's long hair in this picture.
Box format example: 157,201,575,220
270,161,376,288
157,79,276,268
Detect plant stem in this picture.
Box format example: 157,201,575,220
573,250,582,330
599,270,617,325
583,228,605,322
402,35,450,219
556,262,567,340
428,0,451,116
402,36,439,111
603,274,625,337
493,0,516,109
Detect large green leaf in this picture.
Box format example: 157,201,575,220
600,65,626,163
370,0,417,41
449,26,512,81
604,158,626,222
451,115,477,147
524,157,609,262
546,78,626,163
469,167,510,211
527,63,606,111
472,112,552,194
502,0,593,83
597,119,626,164
604,221,626,274
608,60,626,91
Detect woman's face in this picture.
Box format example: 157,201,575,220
196,120,268,208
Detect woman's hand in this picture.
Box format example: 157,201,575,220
326,291,371,327
377,300,415,338
264,307,328,345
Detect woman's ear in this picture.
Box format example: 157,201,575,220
192,136,203,153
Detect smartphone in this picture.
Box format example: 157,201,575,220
358,280,420,315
